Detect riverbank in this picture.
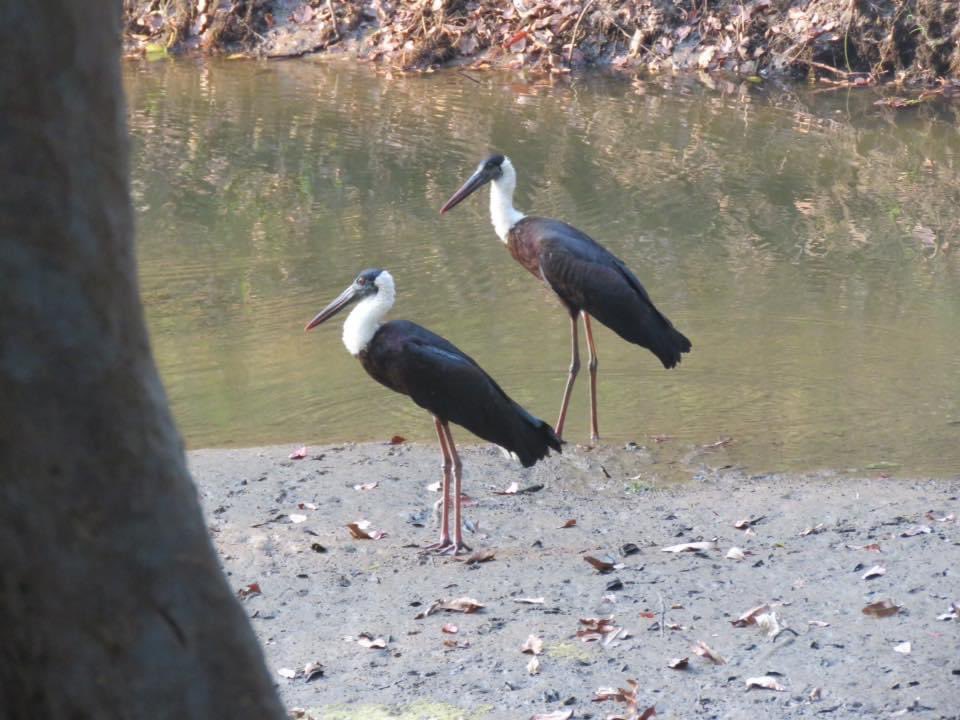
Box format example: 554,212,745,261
124,0,960,88
191,442,959,719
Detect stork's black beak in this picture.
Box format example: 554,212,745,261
440,166,494,214
305,284,359,331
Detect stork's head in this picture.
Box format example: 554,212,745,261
440,153,515,213
304,268,393,331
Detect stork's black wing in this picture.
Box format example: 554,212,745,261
523,217,691,368
360,320,560,466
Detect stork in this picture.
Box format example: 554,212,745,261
305,268,561,554
440,154,692,445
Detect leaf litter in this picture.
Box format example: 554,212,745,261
346,520,387,540
415,597,485,619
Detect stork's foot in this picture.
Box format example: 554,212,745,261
590,433,601,446
420,539,472,556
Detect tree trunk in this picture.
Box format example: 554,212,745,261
0,3,286,718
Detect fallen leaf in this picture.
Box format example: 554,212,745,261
661,541,716,553
356,632,387,649
237,582,261,600
529,710,570,720
851,542,882,552
584,555,623,573
862,600,901,618
289,446,307,459
441,623,458,634
353,481,379,491
936,601,958,620
726,546,745,560
799,524,825,536
731,603,770,627
809,686,823,701
346,520,387,540
691,640,726,664
755,611,782,638
521,634,544,655
458,549,496,565
415,597,485,618
527,655,541,675
746,675,786,691
289,513,308,524
862,564,886,580
577,616,619,642
303,661,324,681
495,482,519,495
277,667,297,679
560,519,577,528
426,481,441,492
298,501,317,510
513,597,545,604
734,516,764,529
667,657,689,669
893,641,911,654
808,620,830,627
389,435,406,444
900,525,931,537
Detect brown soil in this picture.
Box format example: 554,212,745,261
192,442,960,719
123,1,960,88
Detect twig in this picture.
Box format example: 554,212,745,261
657,591,666,639
567,0,598,65
792,57,858,77
327,0,339,40
457,68,482,84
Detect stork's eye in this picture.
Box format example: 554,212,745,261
357,277,366,285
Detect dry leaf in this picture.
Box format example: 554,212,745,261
808,620,830,627
353,481,379,491
303,661,324,681
746,676,786,691
459,549,496,565
526,656,541,675
426,481,441,492
389,435,406,444
755,611,781,638
514,597,546,604
731,603,770,627
560,519,577,528
289,513,307,524
726,546,745,560
346,520,387,540
356,632,386,649
584,555,623,573
298,501,317,510
289,446,307,459
900,525,931,537
936,601,958,620
734,516,764,529
667,657,689,669
862,599,901,617
277,667,297,679
577,616,619,642
893,641,912,654
809,686,823,701
661,541,716,553
415,597,485,619
529,710,570,720
862,564,886,580
522,634,544,655
692,640,726,664
799,524,825,536
495,482,519,495
237,582,261,600
441,623,458,634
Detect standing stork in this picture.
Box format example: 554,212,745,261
440,154,692,445
305,268,561,555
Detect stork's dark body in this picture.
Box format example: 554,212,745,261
359,319,560,466
507,217,692,368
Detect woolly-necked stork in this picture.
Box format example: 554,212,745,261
305,268,561,554
440,154,692,445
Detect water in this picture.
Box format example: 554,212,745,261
126,59,960,476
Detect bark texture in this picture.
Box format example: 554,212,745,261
0,3,286,718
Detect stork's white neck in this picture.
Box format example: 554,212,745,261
342,271,395,355
489,157,525,243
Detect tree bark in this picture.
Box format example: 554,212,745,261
0,3,286,718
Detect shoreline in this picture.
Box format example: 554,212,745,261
191,442,959,718
123,1,960,93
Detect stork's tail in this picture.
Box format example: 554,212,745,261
508,404,562,468
654,325,692,369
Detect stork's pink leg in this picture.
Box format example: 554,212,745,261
422,416,455,553
555,314,580,441
583,312,600,445
440,422,471,555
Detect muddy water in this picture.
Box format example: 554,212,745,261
125,59,960,476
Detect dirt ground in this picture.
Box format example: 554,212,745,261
190,441,959,719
